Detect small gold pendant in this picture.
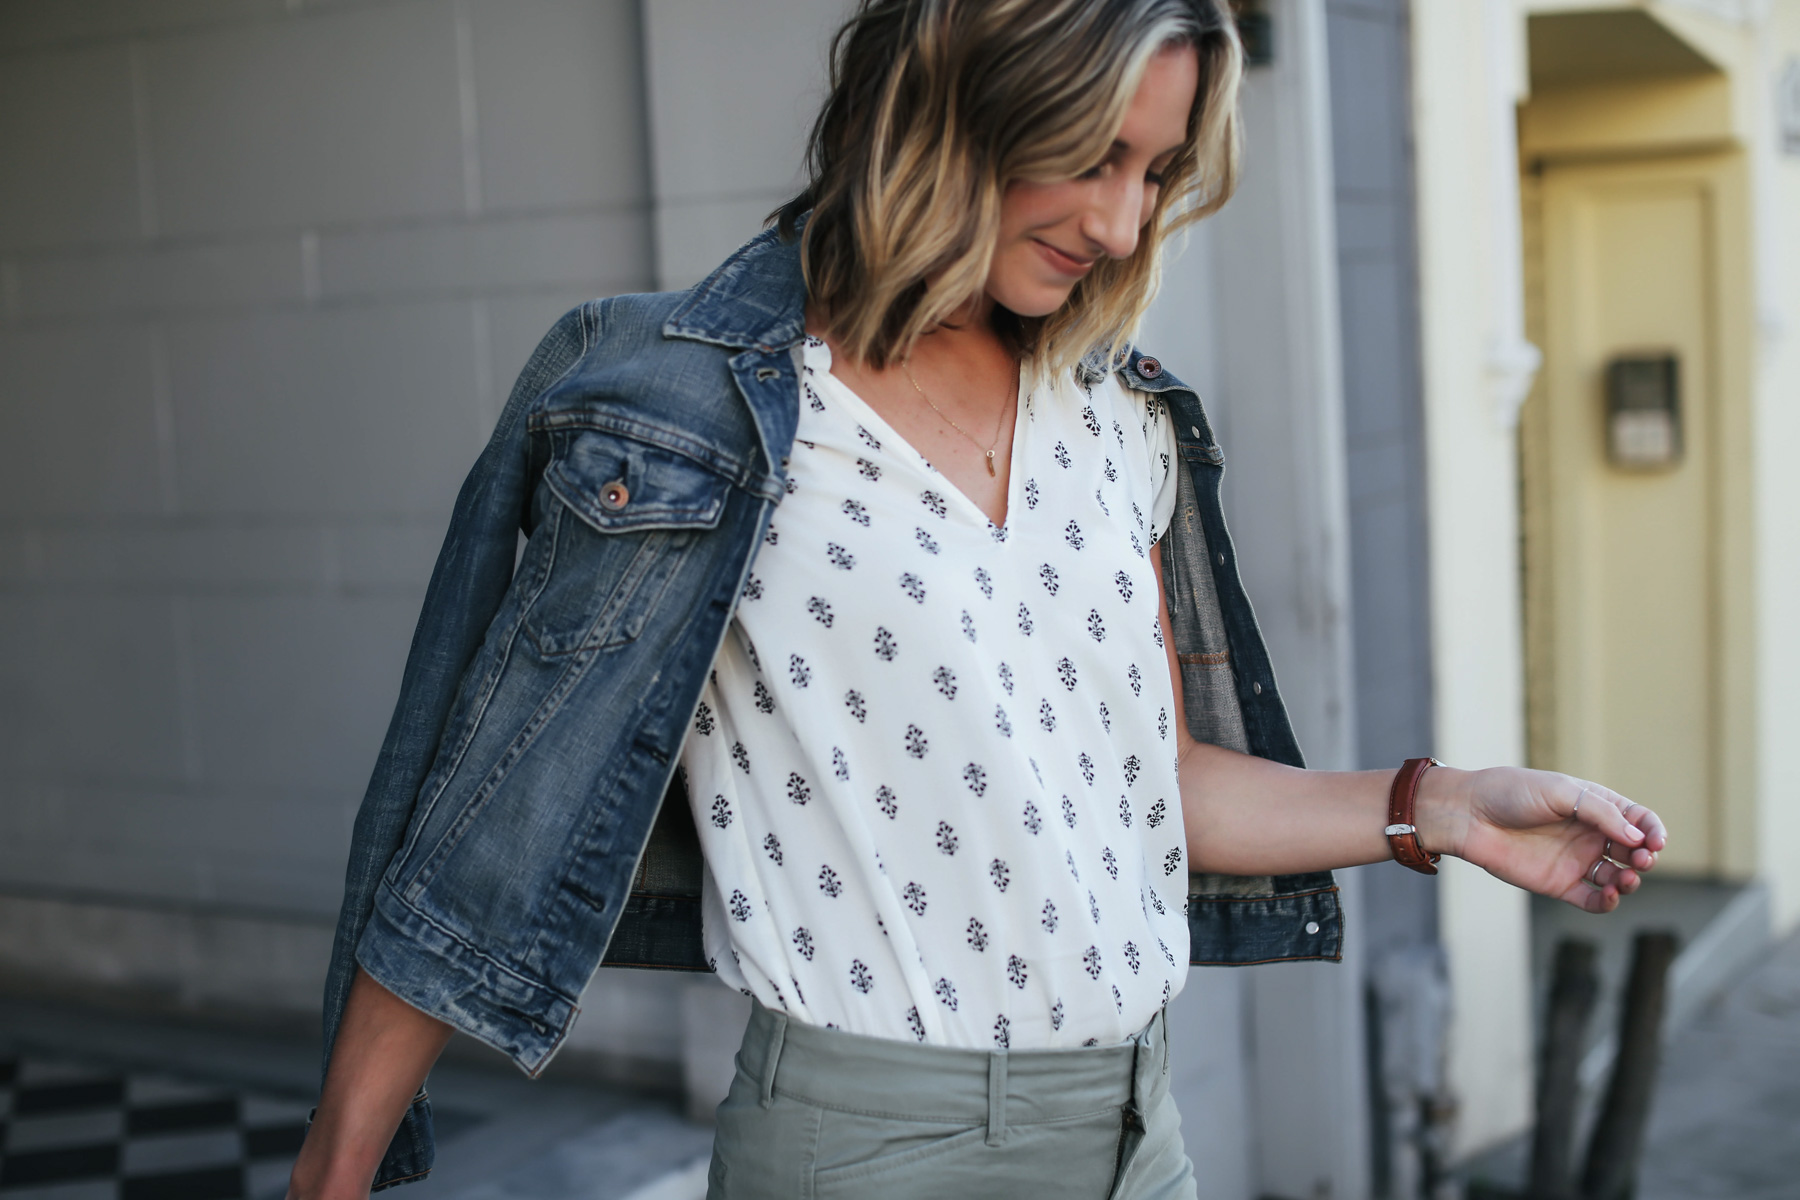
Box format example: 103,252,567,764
985,451,997,476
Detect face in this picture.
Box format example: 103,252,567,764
986,42,1199,318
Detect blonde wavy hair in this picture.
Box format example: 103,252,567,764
773,0,1243,372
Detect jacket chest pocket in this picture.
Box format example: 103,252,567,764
523,428,733,657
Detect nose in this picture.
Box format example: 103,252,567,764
1080,176,1143,260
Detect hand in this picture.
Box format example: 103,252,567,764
1416,766,1668,913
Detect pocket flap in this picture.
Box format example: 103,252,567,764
545,429,731,533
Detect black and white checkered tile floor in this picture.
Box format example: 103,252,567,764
0,1053,311,1200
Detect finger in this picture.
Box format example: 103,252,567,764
1565,856,1633,912
1621,799,1669,853
1572,783,1647,850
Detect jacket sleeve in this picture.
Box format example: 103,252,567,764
316,302,594,1191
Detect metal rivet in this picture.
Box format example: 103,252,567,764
599,480,629,511
1252,681,1263,695
1305,920,1321,936
1138,356,1162,378
1216,552,1225,565
1190,426,1200,438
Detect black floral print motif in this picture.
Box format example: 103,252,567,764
1123,755,1141,785
857,424,881,450
710,795,731,829
819,865,843,896
1162,979,1172,1004
789,654,812,688
1164,847,1183,875
903,881,928,914
974,566,993,598
920,490,947,517
1102,846,1118,879
935,978,959,1011
807,596,834,627
1114,418,1127,444
1112,985,1122,1012
842,498,870,526
1039,564,1060,594
1124,942,1141,974
1082,405,1102,437
1078,753,1096,785
1132,501,1144,529
1083,946,1102,978
961,611,977,642
731,742,750,773
963,763,987,795
786,772,811,805
1146,799,1166,827
1062,796,1077,828
966,917,988,951
1017,603,1034,635
936,821,959,855
989,522,1008,544
1158,707,1169,740
915,527,940,554
904,724,929,758
1159,937,1176,967
1130,532,1144,558
826,541,855,570
1087,890,1100,923
1146,886,1166,916
831,746,850,780
1066,850,1080,881
805,381,825,412
1127,663,1143,695
764,833,784,865
1058,658,1078,690
1054,441,1072,468
1065,520,1085,551
792,926,814,960
1039,700,1056,732
692,702,714,736
907,1007,926,1041
990,859,1011,891
1150,616,1164,648
1024,478,1040,509
741,575,764,601
1041,900,1059,932
900,572,926,602
850,959,874,992
729,890,751,921
1098,700,1111,733
1007,955,1028,989
1050,1000,1065,1030
1118,796,1133,827
1094,487,1110,517
873,626,898,661
1088,610,1106,642
932,666,957,699
994,1015,1011,1049
844,689,867,722
764,523,779,546
753,680,776,714
1022,801,1042,834
998,662,1014,694
1115,570,1134,603
994,705,1012,738
1104,458,1118,483
875,785,898,819
857,457,881,481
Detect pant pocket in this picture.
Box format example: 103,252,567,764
809,1110,990,1194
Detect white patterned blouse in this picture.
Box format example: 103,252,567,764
678,335,1185,1050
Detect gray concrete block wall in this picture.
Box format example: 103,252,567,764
0,0,659,1050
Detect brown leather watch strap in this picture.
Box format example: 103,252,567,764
1385,756,1443,875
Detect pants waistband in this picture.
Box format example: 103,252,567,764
738,1001,1170,1147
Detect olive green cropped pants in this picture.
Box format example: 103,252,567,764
706,1000,1196,1199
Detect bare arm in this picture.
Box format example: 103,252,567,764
1149,552,1668,913
286,967,454,1200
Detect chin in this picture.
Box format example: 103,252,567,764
989,282,1076,320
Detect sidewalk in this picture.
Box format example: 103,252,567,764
0,995,712,1200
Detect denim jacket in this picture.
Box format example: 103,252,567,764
323,226,1342,1190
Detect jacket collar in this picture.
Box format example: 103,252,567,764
662,224,808,351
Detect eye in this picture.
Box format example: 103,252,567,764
1078,163,1107,181
1145,170,1167,188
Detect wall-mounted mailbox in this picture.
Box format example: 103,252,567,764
1605,354,1681,468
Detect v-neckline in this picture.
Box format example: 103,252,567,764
804,339,1028,537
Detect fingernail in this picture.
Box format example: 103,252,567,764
1625,826,1644,841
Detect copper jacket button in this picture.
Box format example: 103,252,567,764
1137,356,1162,378
600,480,629,511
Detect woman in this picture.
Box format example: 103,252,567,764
290,2,1666,1197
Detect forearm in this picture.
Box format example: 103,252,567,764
1178,740,1467,876
288,967,454,1200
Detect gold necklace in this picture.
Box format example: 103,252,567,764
900,361,1013,476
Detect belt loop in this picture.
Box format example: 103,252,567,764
758,1008,787,1109
986,1051,1008,1146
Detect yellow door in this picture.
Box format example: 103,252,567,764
1523,155,1730,875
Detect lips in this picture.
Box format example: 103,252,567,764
1033,238,1096,276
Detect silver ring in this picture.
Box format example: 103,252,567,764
1600,839,1629,870
1572,784,1592,820
1585,858,1608,889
